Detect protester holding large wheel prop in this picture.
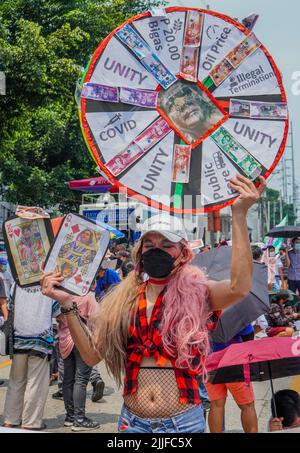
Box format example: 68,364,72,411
41,175,266,433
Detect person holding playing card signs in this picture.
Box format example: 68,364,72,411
41,175,266,433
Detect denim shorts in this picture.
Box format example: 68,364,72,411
118,404,206,433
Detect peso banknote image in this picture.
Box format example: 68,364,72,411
106,117,172,176
134,117,172,152
180,47,199,82
230,99,288,120
172,144,192,183
116,24,151,59
81,83,119,103
210,59,234,87
120,87,158,108
250,101,288,119
230,99,251,118
211,126,263,179
141,53,177,89
183,11,203,47
106,143,145,177
226,33,261,69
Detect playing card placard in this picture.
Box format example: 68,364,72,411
43,213,110,296
3,215,53,287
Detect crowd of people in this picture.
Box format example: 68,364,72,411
0,242,135,431
0,176,300,433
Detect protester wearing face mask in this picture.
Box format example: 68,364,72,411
285,238,300,294
40,175,266,433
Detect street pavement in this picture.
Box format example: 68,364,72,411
0,356,299,433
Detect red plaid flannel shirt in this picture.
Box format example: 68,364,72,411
123,282,221,404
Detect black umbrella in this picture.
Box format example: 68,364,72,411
193,246,269,342
267,226,300,238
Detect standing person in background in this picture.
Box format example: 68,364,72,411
264,246,277,290
57,291,101,431
251,246,269,336
274,251,284,291
3,285,61,430
0,257,13,300
279,246,289,290
206,327,258,433
58,292,100,431
285,238,300,294
95,265,121,301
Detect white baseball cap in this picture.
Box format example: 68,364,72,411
140,214,188,243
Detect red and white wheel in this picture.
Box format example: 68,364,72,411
80,7,288,214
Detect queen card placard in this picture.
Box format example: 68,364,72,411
43,213,110,296
3,216,53,287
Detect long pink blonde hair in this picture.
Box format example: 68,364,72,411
91,239,211,387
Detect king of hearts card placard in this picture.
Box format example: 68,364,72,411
3,216,53,287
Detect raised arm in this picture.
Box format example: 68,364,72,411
41,273,101,366
208,175,266,311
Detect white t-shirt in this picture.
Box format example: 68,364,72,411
275,256,283,277
13,285,57,336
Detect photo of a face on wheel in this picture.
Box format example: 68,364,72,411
158,80,224,144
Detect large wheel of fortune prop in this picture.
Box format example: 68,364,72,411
80,6,288,214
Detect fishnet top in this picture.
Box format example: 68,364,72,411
124,367,197,418
123,283,220,405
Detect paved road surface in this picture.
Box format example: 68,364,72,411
0,356,299,433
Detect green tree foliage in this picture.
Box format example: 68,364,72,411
0,0,164,212
265,188,297,226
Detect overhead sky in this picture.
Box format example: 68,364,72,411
167,0,300,197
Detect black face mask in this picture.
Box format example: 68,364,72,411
142,248,175,278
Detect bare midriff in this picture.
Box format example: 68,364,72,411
124,356,197,418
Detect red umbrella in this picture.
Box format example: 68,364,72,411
206,337,300,417
67,177,119,194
